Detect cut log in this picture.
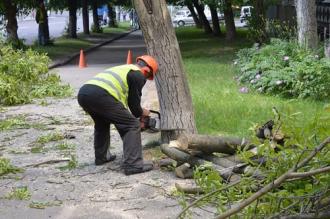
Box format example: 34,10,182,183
175,163,193,179
198,154,240,168
161,144,241,182
158,158,176,167
172,134,252,155
175,183,204,194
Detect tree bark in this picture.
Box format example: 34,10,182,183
92,0,100,32
68,0,77,38
107,3,117,27
209,4,221,36
186,1,201,28
252,0,266,43
192,0,212,34
295,0,318,50
133,0,197,143
82,0,90,34
174,133,252,154
3,0,18,42
40,1,50,44
223,0,236,41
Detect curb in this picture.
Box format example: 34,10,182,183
48,29,136,69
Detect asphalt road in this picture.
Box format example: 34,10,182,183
17,12,92,45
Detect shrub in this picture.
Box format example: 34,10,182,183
235,39,330,100
0,44,72,105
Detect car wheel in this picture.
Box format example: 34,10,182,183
178,20,185,27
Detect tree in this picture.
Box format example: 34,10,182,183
186,0,202,28
82,0,90,34
208,1,221,36
67,0,77,38
91,0,101,32
2,0,18,42
107,2,117,27
295,0,318,50
223,0,236,40
133,0,197,142
192,0,212,34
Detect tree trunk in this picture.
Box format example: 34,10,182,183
68,0,77,38
295,0,318,50
82,0,90,34
3,0,18,42
192,0,213,34
252,0,266,43
107,3,117,27
186,1,201,28
92,0,100,32
133,0,197,143
40,1,50,44
209,4,221,36
223,0,236,41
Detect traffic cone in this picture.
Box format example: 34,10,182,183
126,50,133,64
79,49,87,68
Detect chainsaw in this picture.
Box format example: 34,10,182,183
140,110,161,132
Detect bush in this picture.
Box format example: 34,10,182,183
0,44,72,105
235,39,330,100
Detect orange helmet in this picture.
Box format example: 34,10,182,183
136,55,159,80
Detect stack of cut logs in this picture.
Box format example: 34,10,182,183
160,133,265,182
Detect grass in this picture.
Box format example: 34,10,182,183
36,132,64,144
55,142,76,151
0,158,22,176
4,186,31,200
58,155,78,170
176,27,329,137
31,22,132,61
0,116,49,131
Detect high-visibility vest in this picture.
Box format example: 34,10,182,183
85,64,140,107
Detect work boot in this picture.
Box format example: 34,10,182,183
124,163,153,175
95,154,116,166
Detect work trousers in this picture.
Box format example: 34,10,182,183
77,84,143,169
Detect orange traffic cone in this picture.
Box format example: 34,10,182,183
126,50,133,64
79,49,87,68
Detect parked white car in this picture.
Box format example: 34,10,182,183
173,9,224,27
240,6,253,23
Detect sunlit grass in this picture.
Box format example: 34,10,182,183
177,27,328,137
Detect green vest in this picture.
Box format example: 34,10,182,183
85,64,140,107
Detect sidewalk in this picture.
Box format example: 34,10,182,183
49,29,135,69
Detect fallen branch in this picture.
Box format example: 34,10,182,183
214,137,330,219
175,183,204,194
286,166,330,179
24,158,71,168
279,211,330,219
176,180,241,218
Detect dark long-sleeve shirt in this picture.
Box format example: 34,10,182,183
127,70,146,118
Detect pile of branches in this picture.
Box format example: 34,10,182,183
160,125,330,218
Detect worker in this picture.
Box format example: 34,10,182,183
77,55,159,175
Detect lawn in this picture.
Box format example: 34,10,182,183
176,27,329,137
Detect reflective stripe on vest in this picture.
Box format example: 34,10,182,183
85,64,140,107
